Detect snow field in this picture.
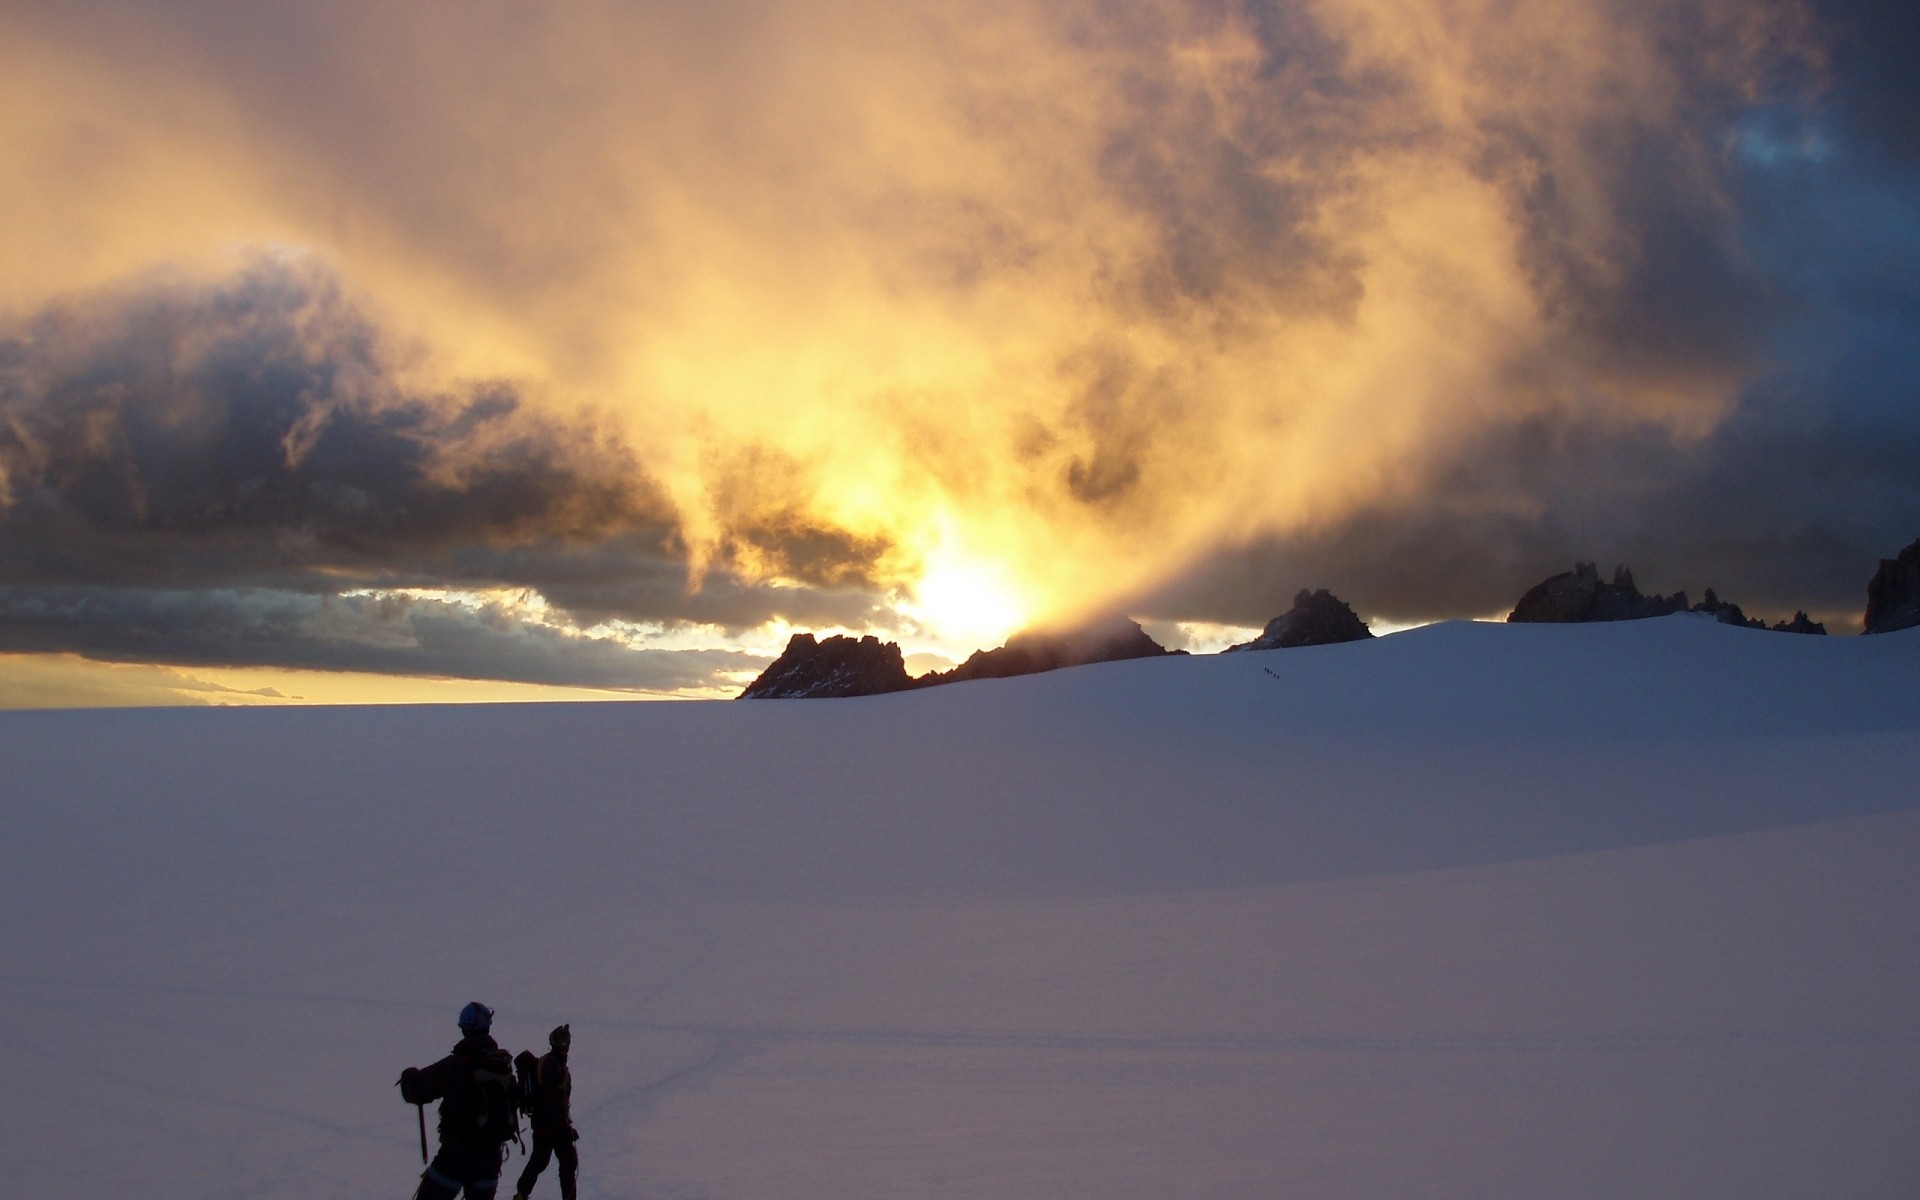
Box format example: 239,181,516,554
3,616,1918,1198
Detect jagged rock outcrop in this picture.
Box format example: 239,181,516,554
1771,611,1827,635
739,633,915,699
741,614,1183,698
1225,589,1373,651
1865,537,1920,634
922,613,1182,685
1690,589,1766,630
1508,563,1690,623
1509,563,1819,632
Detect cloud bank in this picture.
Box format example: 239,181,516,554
0,258,871,689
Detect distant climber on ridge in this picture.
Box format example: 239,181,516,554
398,1002,521,1199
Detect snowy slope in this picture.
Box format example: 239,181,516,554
3,615,1918,1199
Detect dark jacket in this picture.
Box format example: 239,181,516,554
400,1033,516,1146
527,1049,573,1133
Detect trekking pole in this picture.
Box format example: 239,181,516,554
416,1103,428,1164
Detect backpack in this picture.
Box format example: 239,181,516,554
513,1049,541,1118
444,1046,520,1145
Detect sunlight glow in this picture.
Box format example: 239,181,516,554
904,542,1032,650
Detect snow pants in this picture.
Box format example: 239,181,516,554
514,1127,578,1200
413,1139,504,1199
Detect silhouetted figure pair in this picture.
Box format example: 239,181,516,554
397,1004,576,1200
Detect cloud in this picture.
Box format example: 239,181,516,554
0,255,673,582
1136,353,1920,631
0,255,899,689
1129,1,1920,633
1812,0,1920,168
0,586,764,693
1,0,1914,686
1140,435,1915,633
0,255,902,618
0,653,284,709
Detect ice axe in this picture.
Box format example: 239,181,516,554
396,1076,428,1165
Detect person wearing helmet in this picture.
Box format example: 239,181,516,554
398,1002,520,1199
512,1024,577,1200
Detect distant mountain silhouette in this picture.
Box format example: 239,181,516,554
739,633,915,699
740,614,1181,698
1690,588,1768,630
744,552,1885,699
1771,611,1827,635
1225,589,1372,651
1508,563,1824,633
920,613,1182,685
1508,563,1690,623
1865,536,1920,634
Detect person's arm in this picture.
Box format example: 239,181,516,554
398,1055,455,1105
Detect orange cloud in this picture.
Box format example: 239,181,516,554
0,0,1821,652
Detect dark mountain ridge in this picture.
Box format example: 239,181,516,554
1224,588,1372,651
1865,537,1920,634
740,613,1180,699
741,537,1920,698
738,633,914,699
1507,563,1826,634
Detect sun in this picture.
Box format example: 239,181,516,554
906,549,1031,650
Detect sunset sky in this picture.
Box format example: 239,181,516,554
2,0,1917,705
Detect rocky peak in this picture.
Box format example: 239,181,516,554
1865,536,1920,634
1771,611,1827,635
1225,588,1373,651
1508,562,1690,623
739,633,915,699
1691,588,1766,630
924,613,1181,685
1510,563,1822,632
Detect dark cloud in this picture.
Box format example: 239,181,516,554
1130,2,1920,634
0,586,762,692
542,570,895,639
1140,395,1920,632
1139,112,1920,634
0,258,892,684
0,255,900,603
1057,346,1157,510
1086,0,1375,323
1813,0,1920,168
700,445,896,592
0,255,674,587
